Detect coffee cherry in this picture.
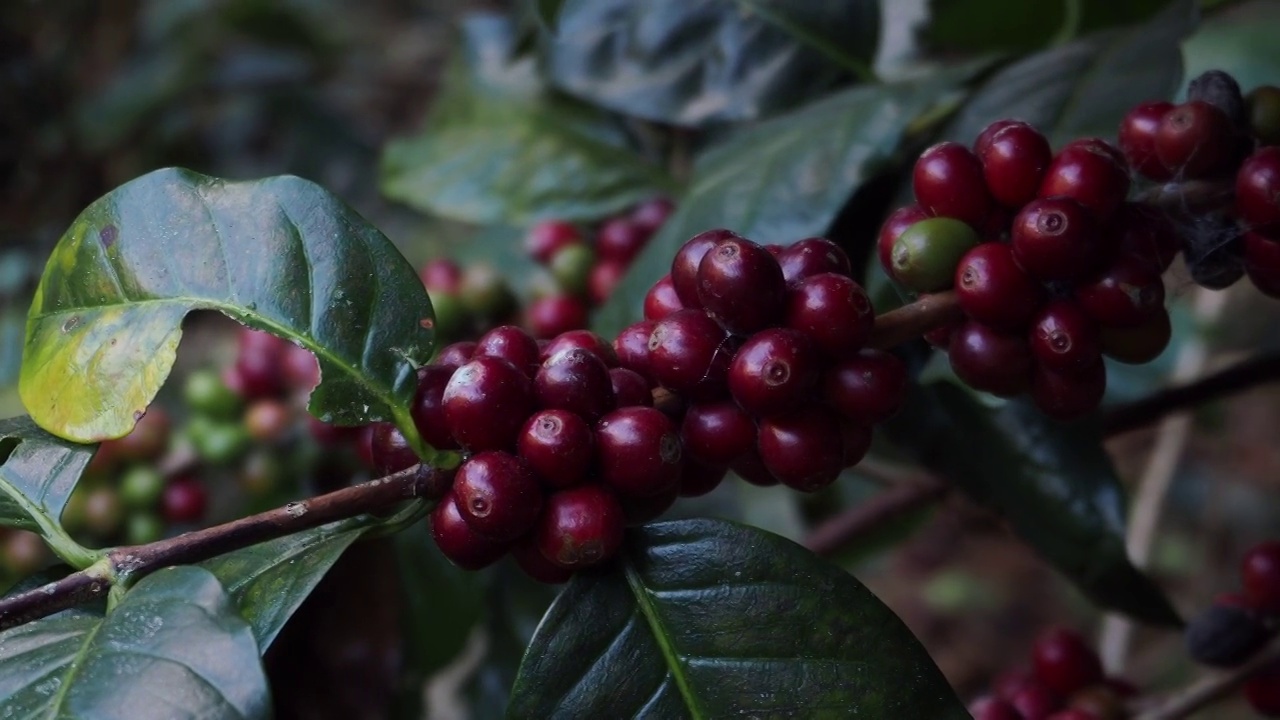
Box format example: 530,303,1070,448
648,309,737,399
785,274,874,358
839,421,872,468
609,368,652,408
891,218,981,292
823,350,907,425
245,399,292,443
1011,197,1104,282
183,369,241,420
1156,100,1240,178
1243,541,1280,614
370,422,419,475
476,325,542,375
1237,147,1280,234
777,237,852,285
431,492,508,570
411,364,460,451
948,322,1033,397
979,121,1053,208
512,532,574,584
613,320,656,382
620,482,680,525
421,258,464,293
1186,593,1274,668
518,409,593,489
681,401,756,467
82,486,123,536
537,485,625,569
543,329,619,368
1075,253,1166,329
1029,301,1101,372
355,425,377,469
125,513,164,545
1044,711,1095,720
1245,659,1280,716
588,259,626,306
631,196,675,232
968,697,1021,720
955,242,1045,331
1246,232,1280,297
732,446,779,486
526,220,583,264
757,406,844,492
1248,85,1280,146
453,451,543,541
535,349,616,423
671,229,739,308
923,315,961,349
1112,203,1180,273
877,205,931,273
120,465,165,510
729,329,821,417
110,407,171,461
1118,101,1175,180
643,274,684,321
279,344,320,392
1033,628,1104,697
187,416,249,466
596,407,682,497
1009,681,1062,720
1098,310,1170,364
1032,359,1106,420
973,119,1020,157
0,531,48,576
526,294,589,339
912,141,992,227
161,476,208,525
679,458,728,497
1038,139,1130,222
697,236,786,333
597,217,649,263
1188,69,1248,128
444,356,535,451
460,264,517,320
436,341,476,368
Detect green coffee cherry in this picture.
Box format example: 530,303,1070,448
459,264,517,320
1247,85,1280,146
188,416,250,466
429,292,469,340
119,465,165,509
184,369,242,420
125,513,165,545
890,218,980,293
549,244,595,296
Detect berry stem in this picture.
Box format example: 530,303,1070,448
1131,638,1280,720
0,464,448,632
867,291,965,350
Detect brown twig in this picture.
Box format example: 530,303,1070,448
804,477,950,556
1133,640,1280,720
869,291,963,350
0,464,449,631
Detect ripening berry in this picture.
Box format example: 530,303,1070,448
370,422,419,475
955,242,1045,331
671,229,739,308
476,325,542,376
1237,147,1280,234
537,485,625,569
890,217,981,293
681,401,756,467
511,533,573,584
1008,680,1062,720
1097,310,1171,365
785,273,874,358
619,482,680,525
1038,139,1131,222
443,356,535,451
421,258,464,293
1074,254,1166,329
596,407,683,497
948,322,1034,397
1245,232,1280,298
648,309,737,400
610,368,653,408
729,329,821,417
732,446,779,487
696,237,787,333
822,350,907,425
518,409,594,489
1118,101,1175,180
912,141,992,228
161,476,208,525
613,320,657,382
678,458,729,498
597,217,650,264
543,329,619,368
1112,203,1180,273
587,259,626,306
431,492,508,570
978,120,1053,208
1029,301,1101,372
535,349,616,423
777,237,852,284
549,244,595,298
412,364,460,451
526,294,589,339
1011,197,1105,282
1156,100,1240,179
453,451,543,541
968,697,1021,720
644,274,685,321
877,205,931,275
525,220,583,264
631,197,674,232
757,406,845,492
1031,360,1107,421
436,341,476,368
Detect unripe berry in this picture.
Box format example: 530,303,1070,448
890,217,981,292
696,237,786,333
183,369,241,420
643,274,684,321
1032,359,1106,420
548,243,595,297
1098,310,1171,364
822,350,907,425
1118,101,1175,180
460,264,517,320
877,205,931,274
453,451,543,541
777,237,852,284
1075,254,1166,328
1011,197,1104,282
543,330,619,367
648,309,737,399
613,320,656,382
1156,100,1240,178
681,401,756,467
785,273,874,358
978,120,1053,208
518,409,594,489
125,513,165,546
1245,231,1280,297
244,399,292,443
1038,139,1130,222
948,322,1033,397
537,485,625,569
671,229,739,308
1242,541,1280,615
596,407,682,497
526,294,589,339
443,356,535,451
120,465,165,509
161,476,208,525
431,492,508,570
526,220,583,264
535,349,616,423
1237,146,1280,234
596,217,649,264
912,141,992,228
1033,628,1104,697
412,364,462,451
609,368,653,408
370,422,419,475
729,329,821,417
1029,301,1101,372
757,406,844,492
587,259,626,306
955,242,1045,331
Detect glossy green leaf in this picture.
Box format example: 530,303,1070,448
886,382,1182,626
923,0,1172,54
0,566,270,718
203,518,366,649
1182,0,1280,93
507,519,967,719
0,416,95,535
380,14,673,225
938,0,1196,146
20,167,436,448
540,0,880,127
594,71,971,337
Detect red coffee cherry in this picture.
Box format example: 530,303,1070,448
1119,101,1175,180
160,476,208,525
230,350,285,400
1075,254,1166,328
729,329,821,417
620,482,680,525
613,320,657,382
526,294,589,339
1156,100,1240,178
732,446,779,486
785,273,874,358
1033,628,1104,697
431,492,508,570
443,356,535,451
777,237,852,284
537,485,625,569
518,409,594,489
823,350,907,425
369,422,419,475
978,120,1053,208
1038,139,1131,222
678,458,729,498
525,220,583,264
421,258,464,293
436,341,476,368
1008,680,1062,720
1011,197,1105,282
1098,310,1171,364
757,406,845,492
973,119,1021,157
1044,711,1096,720
1245,231,1280,297
643,274,685,321
912,141,993,228
671,229,739,309
1242,541,1280,614
648,309,737,399
244,399,290,443
511,533,573,584
587,259,626,306
1031,359,1107,420
1237,146,1280,234
610,368,653,408
877,205,932,274
596,407,683,497
543,329,619,367
948,321,1034,397
968,696,1022,720
955,242,1046,331
596,217,649,263
535,348,616,423
1244,659,1280,717
681,401,756,467
475,325,541,376
453,451,543,541
1112,203,1180,273
696,236,787,333
631,196,674,232
839,421,872,468
280,344,320,392
1029,301,1101,372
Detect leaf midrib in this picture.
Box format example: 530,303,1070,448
622,563,707,720
42,618,105,719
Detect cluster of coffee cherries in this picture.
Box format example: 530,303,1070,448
968,628,1135,720
522,197,674,338
879,72,1280,421
419,258,519,343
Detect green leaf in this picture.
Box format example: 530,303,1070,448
203,518,366,650
886,382,1182,626
380,14,673,225
395,522,484,676
1182,0,1280,93
507,519,967,719
923,0,1173,54
20,167,436,450
938,0,1196,146
0,566,270,718
535,0,567,32
0,417,94,533
540,0,880,126
594,72,970,337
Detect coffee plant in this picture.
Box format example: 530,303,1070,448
4,0,1280,717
